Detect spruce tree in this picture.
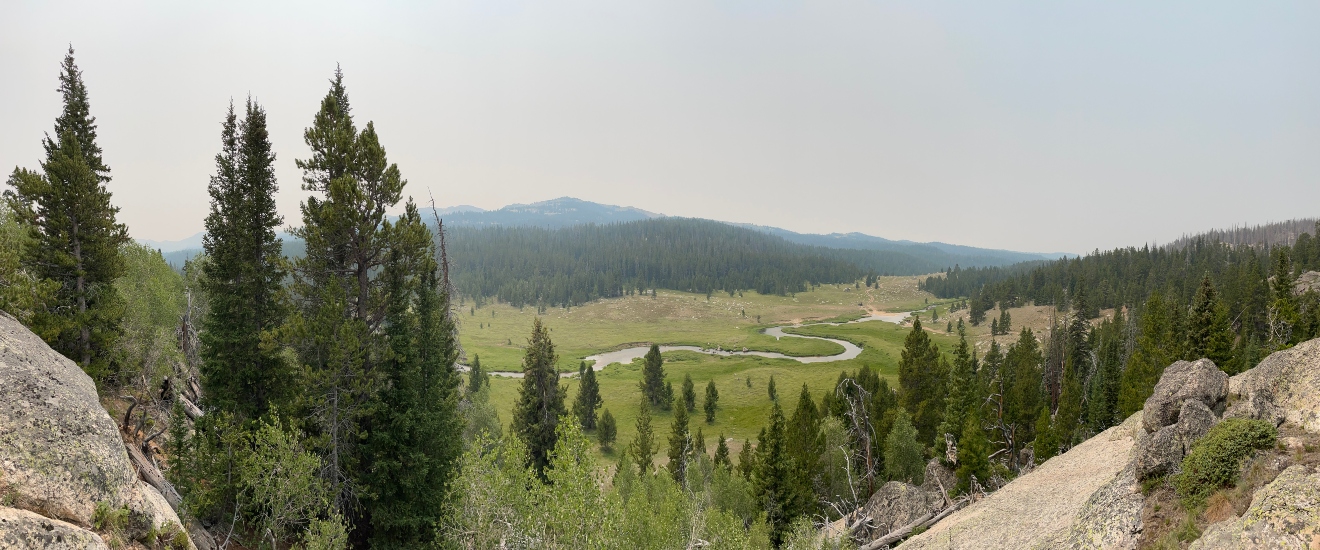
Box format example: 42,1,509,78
703,379,719,423
467,354,485,395
767,374,778,402
752,402,799,546
954,414,990,494
694,426,706,456
362,233,462,548
786,384,823,514
940,325,979,451
666,396,691,483
899,317,946,445
7,47,129,380
572,362,602,430
512,318,566,479
640,344,668,408
200,99,289,420
629,399,656,475
738,439,755,479
714,435,732,469
681,373,696,412
1186,275,1233,367
597,408,617,451
1118,293,1173,417
1004,328,1043,466
1032,409,1059,462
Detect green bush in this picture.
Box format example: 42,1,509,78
1174,418,1276,507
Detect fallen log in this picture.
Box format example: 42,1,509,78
857,499,968,550
124,441,183,511
179,395,203,420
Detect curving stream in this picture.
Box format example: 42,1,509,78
464,311,914,378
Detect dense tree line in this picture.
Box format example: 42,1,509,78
446,219,954,307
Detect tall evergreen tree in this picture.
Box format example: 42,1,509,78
884,409,924,484
738,438,755,480
954,413,990,495
639,344,669,409
1003,328,1043,468
898,317,946,445
681,373,696,413
511,318,566,479
629,399,656,475
597,408,617,451
467,354,486,395
694,426,706,456
1118,293,1174,417
6,47,129,380
362,227,462,548
752,402,800,546
199,99,289,420
786,384,823,515
1186,275,1233,367
940,324,979,451
287,67,415,515
666,396,691,484
703,379,719,423
767,374,778,402
714,435,732,469
572,362,602,430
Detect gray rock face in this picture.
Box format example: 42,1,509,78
0,312,188,545
1226,338,1320,433
1064,461,1144,550
1295,270,1320,296
920,459,956,498
0,507,107,550
1136,399,1219,480
1142,359,1228,433
1190,464,1320,549
857,481,944,540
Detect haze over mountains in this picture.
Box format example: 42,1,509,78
143,196,1066,269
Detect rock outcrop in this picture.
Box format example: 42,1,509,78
1190,464,1320,549
898,413,1145,549
1136,399,1220,480
1225,338,1320,433
1295,270,1320,296
1142,359,1228,431
0,311,192,548
0,508,109,550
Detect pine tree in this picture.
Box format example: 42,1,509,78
629,399,656,475
1186,275,1233,367
572,362,602,430
287,68,414,513
1087,310,1125,433
703,379,720,423
199,99,289,420
1004,328,1043,468
639,344,669,408
899,317,946,445
511,318,567,479
6,47,129,380
681,373,697,412
597,409,617,451
767,374,778,401
714,435,732,469
694,426,706,457
667,397,691,483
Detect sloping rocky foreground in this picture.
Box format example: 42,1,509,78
0,312,199,550
845,338,1320,550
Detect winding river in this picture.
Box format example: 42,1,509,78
466,311,914,378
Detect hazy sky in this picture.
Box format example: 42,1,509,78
2,1,1317,253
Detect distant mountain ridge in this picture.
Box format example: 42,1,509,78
138,197,1062,270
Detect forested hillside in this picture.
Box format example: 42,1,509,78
445,218,953,307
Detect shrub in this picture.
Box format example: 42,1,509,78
1174,418,1276,507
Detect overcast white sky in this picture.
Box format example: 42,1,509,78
2,1,1317,253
